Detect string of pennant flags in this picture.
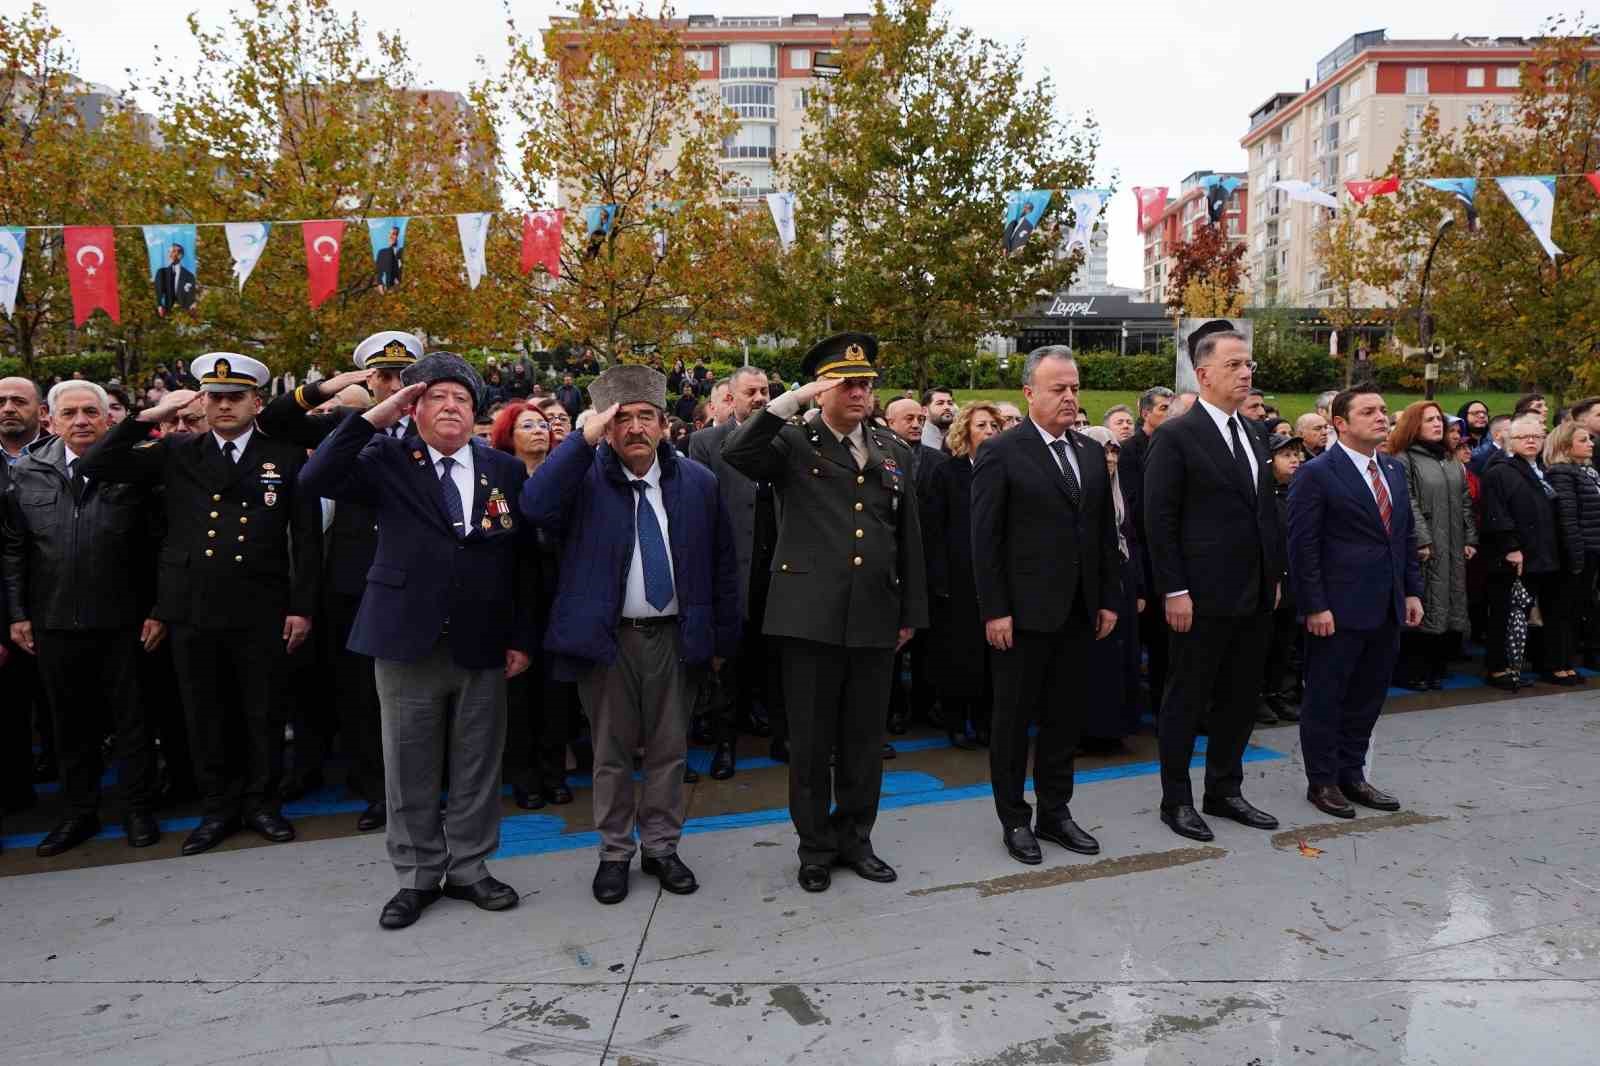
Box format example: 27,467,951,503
0,196,811,326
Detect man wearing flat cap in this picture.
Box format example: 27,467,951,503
722,332,929,893
521,364,740,905
256,330,424,829
301,352,542,930
81,352,322,856
1143,319,1285,844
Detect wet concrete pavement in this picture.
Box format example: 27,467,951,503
3,688,1598,1064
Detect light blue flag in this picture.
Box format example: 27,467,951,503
142,224,196,279
583,204,618,236
1418,178,1479,227
0,227,23,317
367,216,410,258
1063,189,1110,253
1002,189,1054,254
1496,176,1561,259
368,217,408,290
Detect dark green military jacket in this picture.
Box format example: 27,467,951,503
722,408,928,649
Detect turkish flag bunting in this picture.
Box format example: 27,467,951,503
1345,177,1400,205
301,220,346,308
1585,172,1600,199
63,226,121,325
521,209,564,277
1133,187,1168,233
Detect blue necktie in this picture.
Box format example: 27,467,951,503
631,480,674,610
438,456,465,537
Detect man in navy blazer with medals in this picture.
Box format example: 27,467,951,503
1288,386,1423,819
79,353,321,856
1143,321,1285,844
971,345,1122,865
300,352,540,930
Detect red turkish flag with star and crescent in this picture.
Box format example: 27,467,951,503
1345,177,1401,205
301,220,346,308
1584,172,1600,199
1133,187,1168,233
521,209,564,277
63,225,121,325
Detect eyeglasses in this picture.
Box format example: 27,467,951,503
545,414,572,425
1216,359,1257,373
520,420,550,431
1001,416,1023,426
1511,433,1546,442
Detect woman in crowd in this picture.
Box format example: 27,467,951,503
1390,402,1478,689
1480,415,1559,690
924,402,1002,749
667,417,692,453
1077,425,1143,752
1260,432,1304,722
491,402,575,807
1542,422,1600,685
1266,417,1293,440
1457,401,1490,448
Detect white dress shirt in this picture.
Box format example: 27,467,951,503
213,427,254,460
1195,397,1259,486
426,441,475,536
1334,439,1384,505
622,457,679,618
1031,418,1082,482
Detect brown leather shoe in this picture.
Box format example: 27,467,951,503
1306,784,1356,819
1340,780,1400,811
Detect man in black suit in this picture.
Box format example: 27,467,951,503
883,395,945,734
375,227,403,292
972,346,1122,865
155,243,197,316
1121,386,1173,717
1143,320,1285,843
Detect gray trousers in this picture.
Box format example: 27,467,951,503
577,622,688,861
375,639,507,890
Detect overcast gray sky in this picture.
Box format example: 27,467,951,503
36,0,1547,289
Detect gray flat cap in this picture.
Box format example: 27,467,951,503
402,351,483,408
589,364,667,412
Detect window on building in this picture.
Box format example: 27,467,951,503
1496,66,1520,88
1312,101,1324,124
791,48,812,70
1283,120,1296,142
722,122,777,159
1467,103,1484,123
1405,67,1428,94
1346,77,1361,103
722,83,776,119
720,44,777,79
1495,103,1516,124
1466,67,1485,88
1283,156,1295,178
1312,135,1323,156
793,88,816,110
1347,114,1360,137
1344,150,1359,176
1406,104,1426,131
1279,249,1290,270
1282,219,1293,240
685,49,712,72
1255,232,1265,252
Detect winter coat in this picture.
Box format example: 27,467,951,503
1398,444,1477,635
1480,450,1560,577
1544,462,1600,572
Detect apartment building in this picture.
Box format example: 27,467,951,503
1240,29,1598,306
1140,170,1248,306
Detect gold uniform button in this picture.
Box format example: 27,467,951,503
211,494,221,502
240,517,248,525
781,563,790,572
853,556,863,567
207,530,216,538
855,529,864,538
234,555,243,562
856,475,865,485
854,502,863,512
812,468,820,476
237,535,245,542
204,549,214,558
209,511,218,518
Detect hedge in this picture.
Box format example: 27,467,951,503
0,351,121,385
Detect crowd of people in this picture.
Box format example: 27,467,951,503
2,324,1597,929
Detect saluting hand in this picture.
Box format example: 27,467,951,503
138,388,200,424
583,403,621,446
364,382,426,430
318,368,375,397
788,376,843,407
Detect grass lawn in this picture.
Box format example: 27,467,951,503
910,389,1526,424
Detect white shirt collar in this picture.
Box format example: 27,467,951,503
628,455,663,488
1031,417,1069,445
213,427,253,455
1336,439,1378,464
425,440,472,467
63,443,84,466
1196,396,1243,434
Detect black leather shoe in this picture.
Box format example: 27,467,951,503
887,712,909,736
1202,795,1279,830
1036,813,1101,854
1395,678,1431,692
1486,671,1520,691
1341,780,1400,811
1307,784,1356,819
880,742,897,760
379,888,441,930
593,860,629,904
769,738,790,763
513,786,546,811
1160,805,1215,842
35,815,101,857
545,784,575,805
278,772,324,803
1003,825,1042,865
181,817,240,855
1269,694,1300,722
124,811,160,848
356,801,386,831
840,852,897,883
1543,672,1585,687
682,765,700,784
642,852,699,894
1255,702,1279,725
949,730,977,751
443,875,519,911
709,743,736,780
798,863,831,892
245,810,295,843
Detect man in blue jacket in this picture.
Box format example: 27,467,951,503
521,364,739,906
301,352,540,930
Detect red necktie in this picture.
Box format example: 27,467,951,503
1367,458,1392,533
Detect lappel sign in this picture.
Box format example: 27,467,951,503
1045,296,1100,317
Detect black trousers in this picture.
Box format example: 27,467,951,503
781,637,893,866
1263,605,1299,695
1398,630,1453,684
1542,567,1588,673
504,662,571,793
988,617,1093,829
739,568,786,744
170,621,287,820
1159,612,1271,808
139,639,194,796
327,593,384,801
285,620,331,784
0,640,41,807
1139,597,1170,715
37,627,155,817
888,629,936,725
1300,621,1399,786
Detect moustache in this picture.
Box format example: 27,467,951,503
623,434,652,447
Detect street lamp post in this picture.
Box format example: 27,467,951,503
1418,214,1455,401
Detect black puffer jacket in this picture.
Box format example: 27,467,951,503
1545,462,1600,571
1480,450,1560,575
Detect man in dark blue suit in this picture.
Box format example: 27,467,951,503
1288,386,1424,819
301,352,540,930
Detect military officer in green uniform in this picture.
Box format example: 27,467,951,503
722,332,929,893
